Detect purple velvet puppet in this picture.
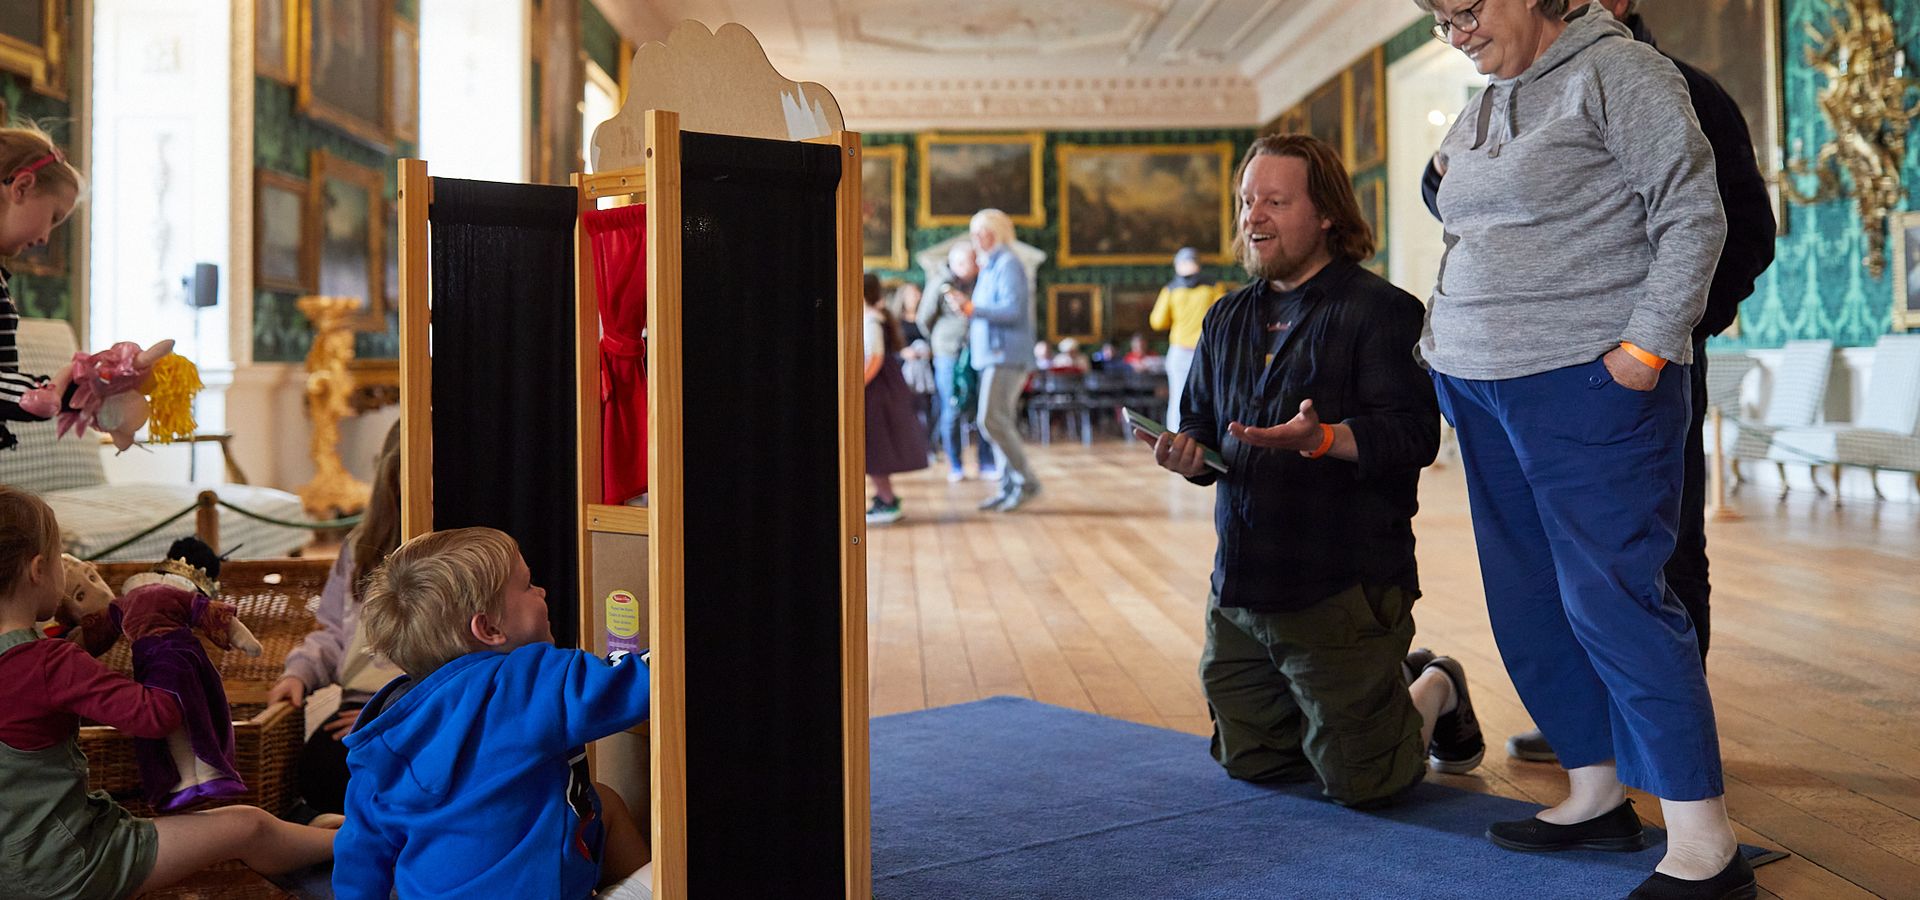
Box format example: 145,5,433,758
114,538,263,811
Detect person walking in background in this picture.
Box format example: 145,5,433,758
1422,0,1775,767
918,244,995,482
863,273,930,524
1150,246,1229,433
959,210,1040,513
1416,1,1744,896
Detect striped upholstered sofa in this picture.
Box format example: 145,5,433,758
0,318,313,561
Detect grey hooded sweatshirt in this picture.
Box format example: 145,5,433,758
1422,4,1726,380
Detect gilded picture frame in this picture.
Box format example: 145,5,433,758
1356,177,1386,276
308,150,386,331
298,0,392,149
390,16,418,143
1893,211,1920,333
1047,283,1102,345
256,0,298,84
916,132,1046,228
1345,48,1387,171
0,0,66,99
1056,142,1234,268
861,144,908,270
255,168,312,294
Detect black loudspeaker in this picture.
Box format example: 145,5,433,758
184,262,219,308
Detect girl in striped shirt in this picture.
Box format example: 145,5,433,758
1,123,82,451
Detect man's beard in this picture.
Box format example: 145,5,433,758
1235,225,1303,282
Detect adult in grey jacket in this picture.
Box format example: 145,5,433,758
959,209,1040,511
1416,2,1747,898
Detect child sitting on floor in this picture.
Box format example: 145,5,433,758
0,486,338,899
332,526,652,900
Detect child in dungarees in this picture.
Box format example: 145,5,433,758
1,488,339,898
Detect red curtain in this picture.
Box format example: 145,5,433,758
584,205,648,504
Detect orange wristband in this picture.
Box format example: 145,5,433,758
1620,341,1666,371
1306,423,1336,459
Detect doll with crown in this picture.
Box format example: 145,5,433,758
111,537,265,811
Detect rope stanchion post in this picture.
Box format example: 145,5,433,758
195,490,219,553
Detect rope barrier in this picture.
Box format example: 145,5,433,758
81,499,362,561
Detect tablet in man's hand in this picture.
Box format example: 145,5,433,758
1126,409,1228,473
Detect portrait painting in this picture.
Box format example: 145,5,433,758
1056,142,1233,267
0,0,64,97
1306,78,1346,161
309,150,385,329
255,169,311,293
1267,103,1309,138
861,144,907,270
1346,49,1385,170
256,0,295,83
1893,212,1920,332
384,200,398,306
1108,284,1161,343
1048,283,1102,345
300,0,390,147
917,132,1045,227
1635,0,1785,232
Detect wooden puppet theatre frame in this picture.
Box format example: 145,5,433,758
395,21,870,899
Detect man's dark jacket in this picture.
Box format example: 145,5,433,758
1419,13,1776,339
1181,260,1439,612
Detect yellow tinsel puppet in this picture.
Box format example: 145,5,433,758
18,339,202,451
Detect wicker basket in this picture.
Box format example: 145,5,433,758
77,557,333,818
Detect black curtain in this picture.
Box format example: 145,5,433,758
679,131,847,896
426,177,582,648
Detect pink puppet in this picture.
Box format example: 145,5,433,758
18,338,201,452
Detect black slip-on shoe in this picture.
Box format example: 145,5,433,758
1486,798,1648,853
1424,656,1484,774
1627,851,1756,900
1506,728,1559,763
1403,647,1436,687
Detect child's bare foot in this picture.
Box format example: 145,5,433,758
309,813,345,830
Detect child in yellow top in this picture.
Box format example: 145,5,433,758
1149,247,1229,432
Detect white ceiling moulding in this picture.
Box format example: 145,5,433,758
834,74,1261,132
1242,0,1426,123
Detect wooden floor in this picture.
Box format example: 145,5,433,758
865,439,1920,900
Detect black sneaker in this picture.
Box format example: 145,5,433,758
1506,728,1559,763
1404,647,1436,686
866,498,903,525
1627,850,1756,899
1487,798,1648,853
1424,656,1484,774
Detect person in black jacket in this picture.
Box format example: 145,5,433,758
1135,134,1482,806
1419,0,1776,765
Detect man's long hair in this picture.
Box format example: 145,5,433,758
1234,134,1376,263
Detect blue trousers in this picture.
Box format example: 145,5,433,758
1433,358,1723,800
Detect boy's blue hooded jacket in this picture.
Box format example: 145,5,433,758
332,643,650,899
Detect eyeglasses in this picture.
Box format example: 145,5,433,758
1429,0,1489,41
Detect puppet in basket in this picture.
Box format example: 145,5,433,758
50,539,265,812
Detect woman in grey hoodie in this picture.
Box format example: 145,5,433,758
1416,2,1748,898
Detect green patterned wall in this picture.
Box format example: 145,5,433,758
863,128,1256,349
252,1,418,363
1,0,78,325
582,0,620,78
1723,0,1920,349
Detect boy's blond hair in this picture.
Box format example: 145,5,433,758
360,527,517,677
